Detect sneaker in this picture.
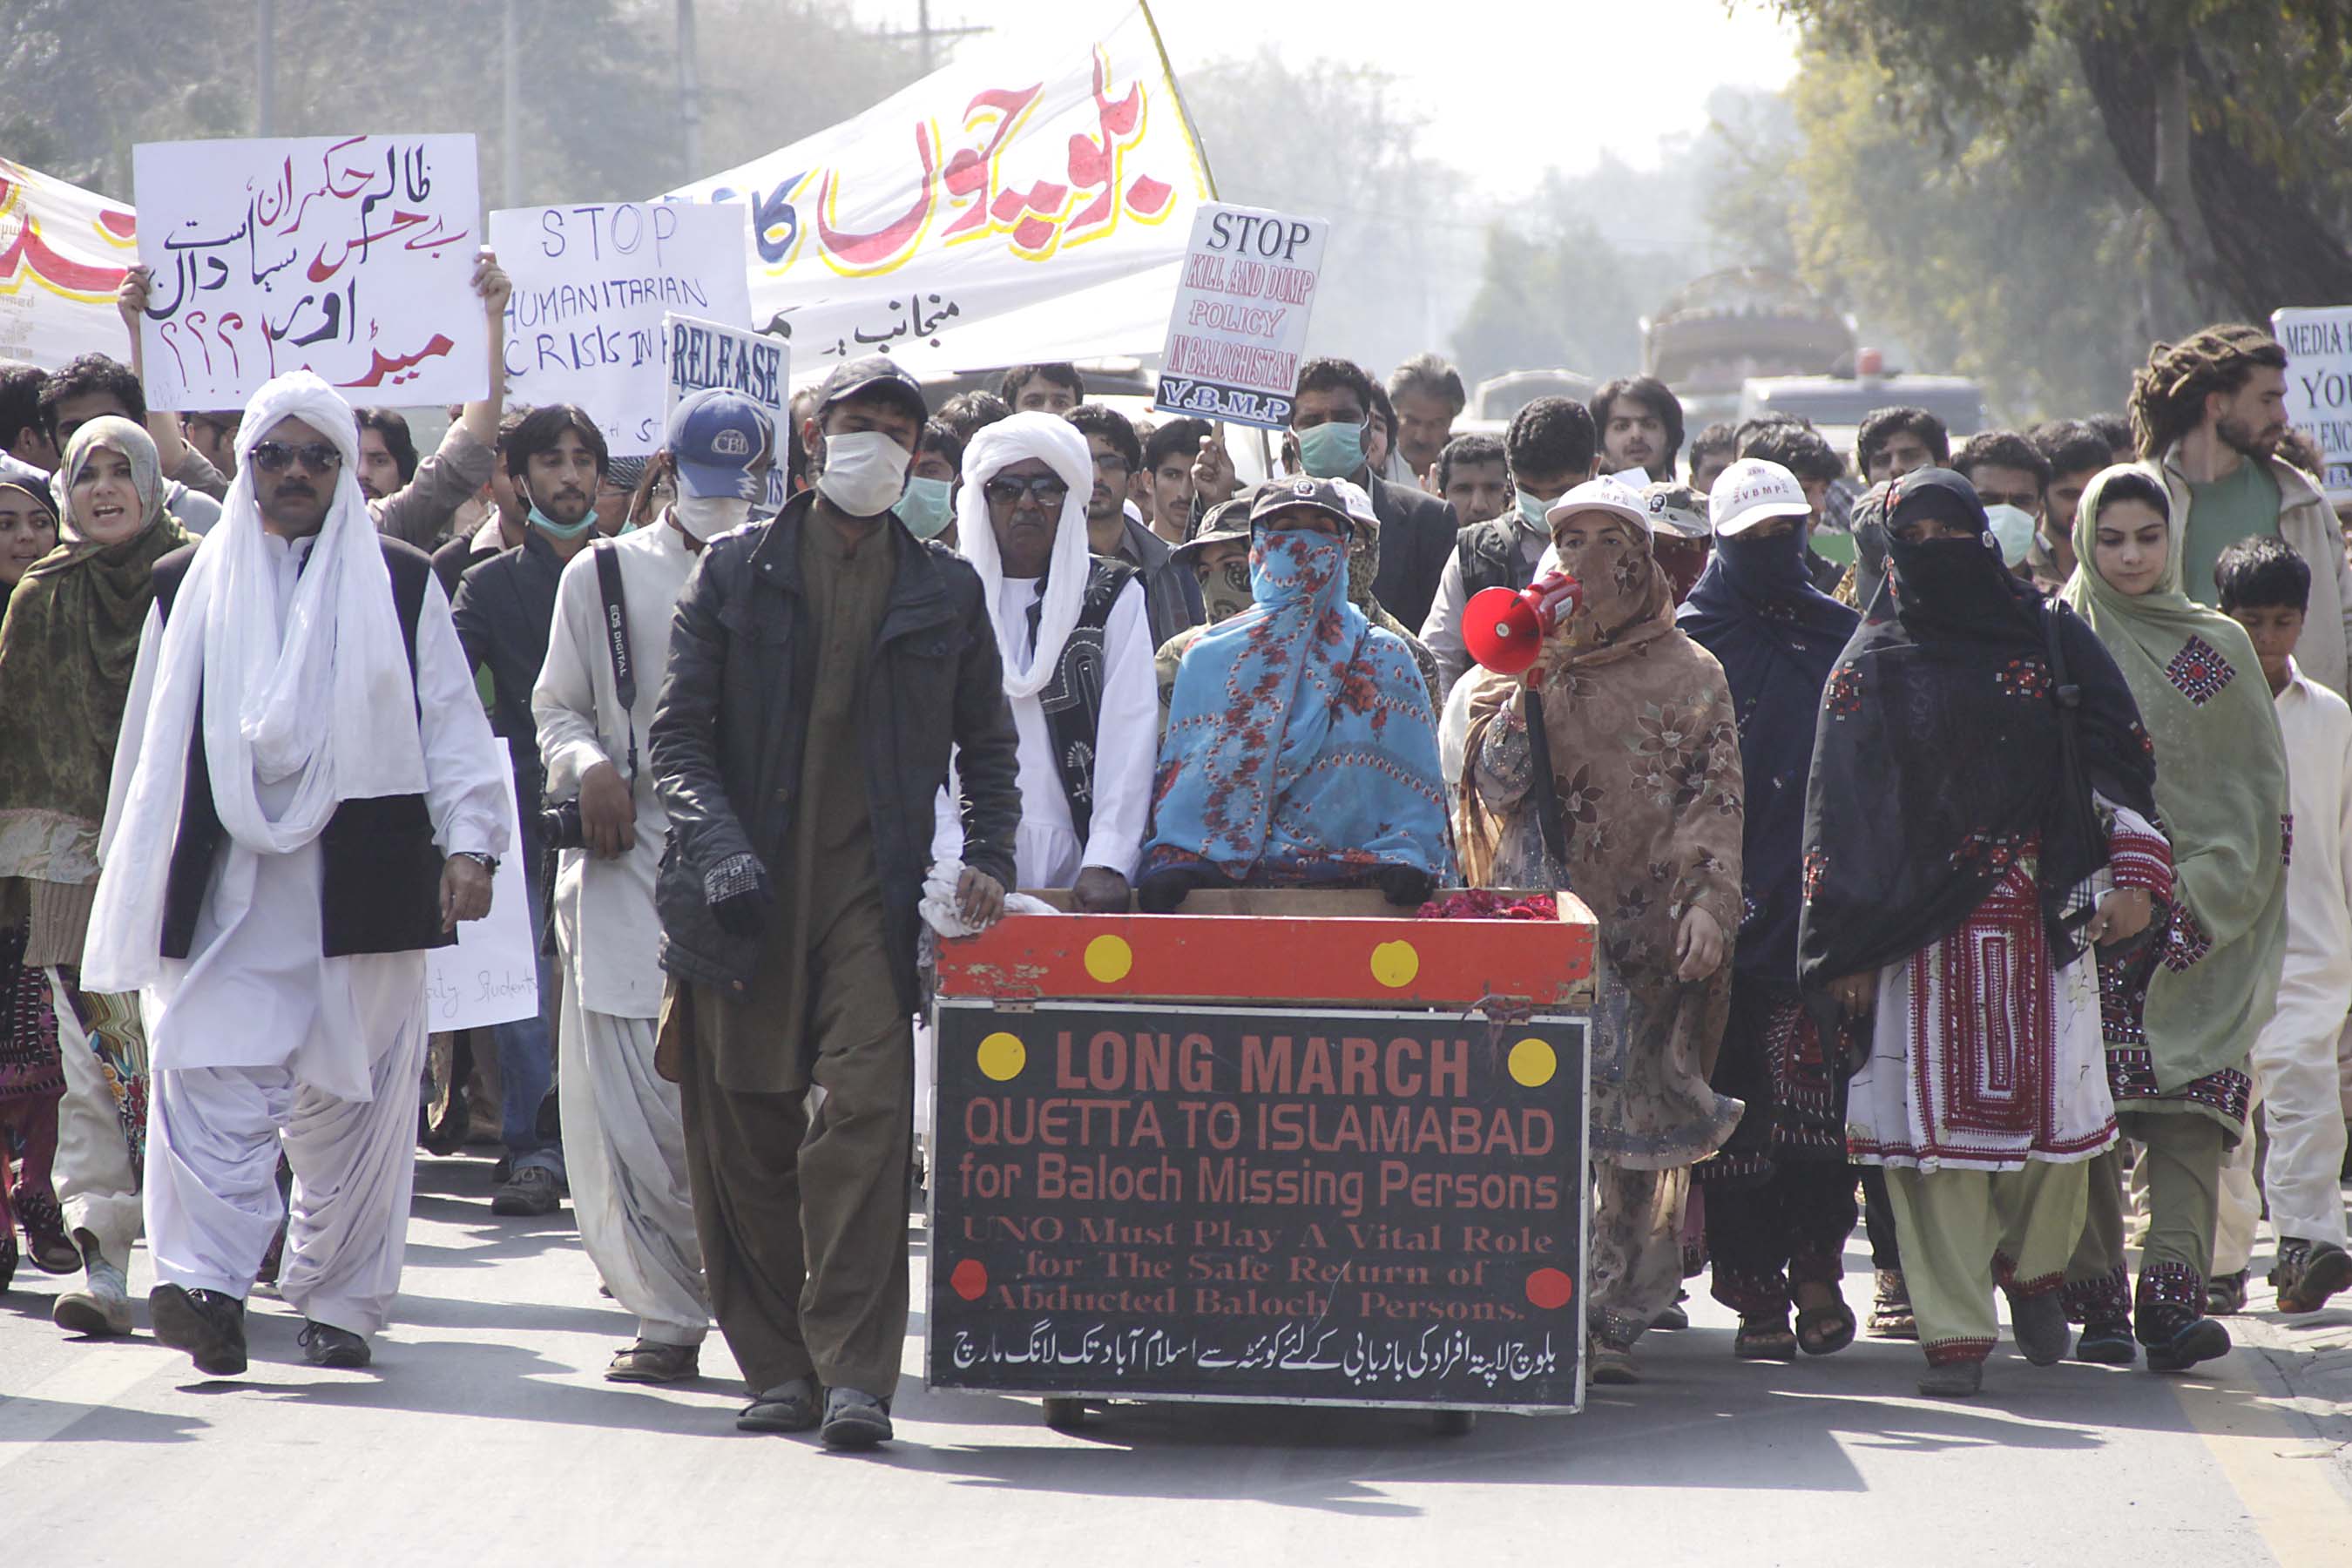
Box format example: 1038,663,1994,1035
490,1165,562,1216
606,1339,700,1384
54,1255,133,1338
150,1284,249,1375
298,1320,372,1368
1588,1341,1640,1385
2274,1239,2352,1314
819,1387,895,1450
2205,1270,2249,1316
1869,1269,1917,1341
2074,1320,2138,1365
2145,1315,2230,1373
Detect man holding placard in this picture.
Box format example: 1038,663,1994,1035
85,370,508,1375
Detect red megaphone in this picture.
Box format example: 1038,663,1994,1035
1463,571,1581,676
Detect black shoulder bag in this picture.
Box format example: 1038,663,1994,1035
591,539,638,786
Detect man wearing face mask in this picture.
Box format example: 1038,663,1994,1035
1419,396,1598,697
529,389,771,1385
1288,357,1458,632
451,403,610,1218
898,419,963,546
650,355,1021,1449
935,412,1157,914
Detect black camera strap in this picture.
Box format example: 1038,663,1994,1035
591,540,637,785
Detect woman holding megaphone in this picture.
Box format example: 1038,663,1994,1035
1457,476,1747,1387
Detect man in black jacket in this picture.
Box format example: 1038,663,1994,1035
649,356,1021,1450
1287,355,1459,631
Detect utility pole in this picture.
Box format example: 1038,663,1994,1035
255,0,275,135
503,0,521,208
879,0,988,76
678,0,702,179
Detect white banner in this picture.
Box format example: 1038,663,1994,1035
665,312,790,511
666,0,1211,386
0,158,138,368
422,752,538,1033
492,200,752,456
1155,203,1327,430
131,134,487,411
2274,305,2352,501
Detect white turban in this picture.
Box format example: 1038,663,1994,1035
83,370,427,990
952,410,1098,701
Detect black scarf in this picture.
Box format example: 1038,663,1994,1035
1678,524,1859,983
1797,470,2154,991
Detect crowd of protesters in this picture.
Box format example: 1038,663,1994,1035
3,255,2347,1443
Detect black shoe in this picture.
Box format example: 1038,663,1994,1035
150,1285,248,1376
490,1165,561,1216
298,1320,372,1368
820,1387,895,1449
2275,1239,2352,1314
0,1233,14,1296
2146,1316,2230,1373
2009,1290,2070,1367
2205,1270,2248,1315
2074,1320,2138,1365
738,1377,820,1433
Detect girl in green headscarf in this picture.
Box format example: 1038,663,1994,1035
0,415,189,1335
2059,463,2288,1373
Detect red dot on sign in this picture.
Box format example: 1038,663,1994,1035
950,1260,989,1301
1525,1267,1574,1310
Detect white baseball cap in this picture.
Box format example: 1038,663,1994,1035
1544,474,1652,533
1709,458,1815,537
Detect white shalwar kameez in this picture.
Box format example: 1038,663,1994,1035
930,575,1158,887
533,517,707,1347
2214,663,2352,1265
125,535,504,1336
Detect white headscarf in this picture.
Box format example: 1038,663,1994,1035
82,371,426,991
954,411,1097,701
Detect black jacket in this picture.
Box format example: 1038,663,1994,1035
152,537,454,959
1367,475,1460,633
648,493,1023,1008
451,528,565,821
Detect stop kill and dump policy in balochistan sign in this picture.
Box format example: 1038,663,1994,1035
1155,203,1328,430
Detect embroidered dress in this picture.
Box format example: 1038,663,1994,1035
1847,817,2171,1173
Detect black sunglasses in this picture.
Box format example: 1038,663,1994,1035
248,441,343,475
983,475,1069,508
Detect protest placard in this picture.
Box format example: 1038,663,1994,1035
1153,203,1328,430
131,134,485,410
2274,305,2352,500
666,0,1211,385
0,157,138,368
492,201,751,457
422,753,537,1033
665,311,790,511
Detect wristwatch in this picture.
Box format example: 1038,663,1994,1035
455,850,499,875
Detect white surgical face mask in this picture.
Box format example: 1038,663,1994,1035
673,492,752,542
814,429,912,517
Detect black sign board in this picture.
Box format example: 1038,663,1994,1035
926,1001,1589,1412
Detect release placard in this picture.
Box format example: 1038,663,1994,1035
927,1001,1587,1410
1152,203,1328,430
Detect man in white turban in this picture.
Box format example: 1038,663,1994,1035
930,411,1156,911
85,369,508,1375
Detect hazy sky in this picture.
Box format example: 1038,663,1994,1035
846,0,1803,191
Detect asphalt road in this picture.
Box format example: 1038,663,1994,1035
4,1151,2348,1566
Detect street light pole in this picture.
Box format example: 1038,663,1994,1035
256,0,275,135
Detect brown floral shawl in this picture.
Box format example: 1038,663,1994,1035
1457,526,1747,1168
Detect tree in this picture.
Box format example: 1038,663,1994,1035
1761,0,2352,321
1783,35,2200,420
1451,202,1654,386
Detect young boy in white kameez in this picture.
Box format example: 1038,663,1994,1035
2210,536,2352,1312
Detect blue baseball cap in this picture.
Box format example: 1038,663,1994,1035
666,388,771,501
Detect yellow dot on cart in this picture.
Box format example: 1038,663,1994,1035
1509,1037,1558,1088
1084,934,1133,983
1369,940,1420,989
977,1031,1027,1082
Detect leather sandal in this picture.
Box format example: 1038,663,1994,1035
738,1376,820,1433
